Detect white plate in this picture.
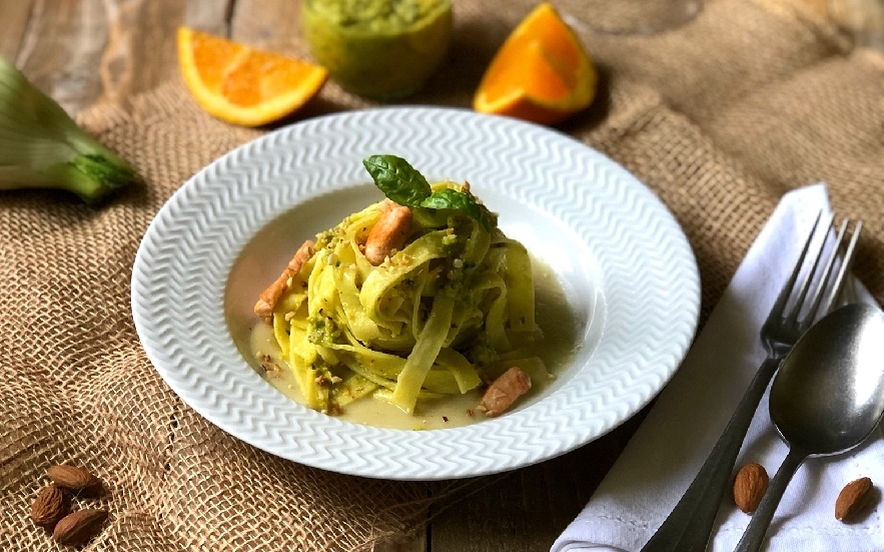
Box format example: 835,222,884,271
131,107,700,480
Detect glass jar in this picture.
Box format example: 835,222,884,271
301,0,453,100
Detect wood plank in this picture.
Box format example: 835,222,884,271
97,0,186,107
2,0,233,115
228,0,309,58
183,0,234,36
0,0,35,61
4,0,108,114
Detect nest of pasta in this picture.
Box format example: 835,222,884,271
254,155,545,417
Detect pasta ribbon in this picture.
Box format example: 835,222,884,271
263,179,542,417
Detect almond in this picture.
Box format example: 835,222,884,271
30,484,69,529
52,508,108,546
733,462,769,513
835,476,874,521
46,464,103,497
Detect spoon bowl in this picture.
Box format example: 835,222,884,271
771,302,884,455
736,302,884,552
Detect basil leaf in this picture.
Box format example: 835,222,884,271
362,154,431,207
420,188,495,232
363,154,497,232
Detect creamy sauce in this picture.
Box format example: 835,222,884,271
249,259,579,430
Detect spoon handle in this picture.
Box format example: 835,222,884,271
734,448,807,552
639,357,782,552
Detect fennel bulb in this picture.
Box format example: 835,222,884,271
0,55,138,204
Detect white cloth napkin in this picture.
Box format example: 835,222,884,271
552,183,884,552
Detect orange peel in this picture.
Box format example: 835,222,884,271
177,27,328,127
473,3,597,125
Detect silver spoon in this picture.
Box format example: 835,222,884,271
735,302,884,552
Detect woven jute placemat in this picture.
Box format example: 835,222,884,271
2,0,883,550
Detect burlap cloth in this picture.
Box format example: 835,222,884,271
2,0,883,550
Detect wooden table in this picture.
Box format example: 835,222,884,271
0,1,642,550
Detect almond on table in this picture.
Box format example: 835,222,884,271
52,509,109,546
46,464,103,496
732,462,769,514
30,485,69,529
835,476,874,521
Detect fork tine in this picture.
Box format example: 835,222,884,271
800,216,848,321
798,217,862,326
822,219,863,310
767,211,823,324
785,212,835,324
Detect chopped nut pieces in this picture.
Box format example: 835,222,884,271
733,462,769,514
835,476,874,521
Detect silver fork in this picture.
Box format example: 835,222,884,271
639,212,863,552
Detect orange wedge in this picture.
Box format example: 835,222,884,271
177,27,328,127
473,3,597,125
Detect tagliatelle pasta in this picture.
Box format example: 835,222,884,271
255,155,546,417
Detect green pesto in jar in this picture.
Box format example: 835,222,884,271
301,0,453,100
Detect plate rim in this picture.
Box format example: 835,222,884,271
131,106,700,480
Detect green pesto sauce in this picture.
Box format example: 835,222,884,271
310,0,442,30
301,0,453,99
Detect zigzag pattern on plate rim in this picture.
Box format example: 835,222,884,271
131,107,700,480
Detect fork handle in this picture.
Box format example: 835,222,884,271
639,356,782,552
